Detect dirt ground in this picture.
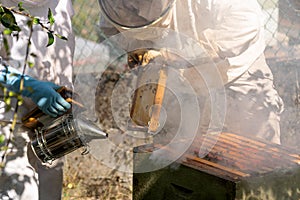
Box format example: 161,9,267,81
62,149,133,200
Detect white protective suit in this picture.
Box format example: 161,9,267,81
98,0,284,145
0,0,74,199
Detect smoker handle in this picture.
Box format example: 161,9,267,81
21,86,84,129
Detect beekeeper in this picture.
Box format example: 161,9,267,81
0,0,74,199
98,0,284,144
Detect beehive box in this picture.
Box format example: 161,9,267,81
133,132,300,200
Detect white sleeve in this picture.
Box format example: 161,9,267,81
199,0,266,82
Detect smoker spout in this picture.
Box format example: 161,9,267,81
75,116,108,143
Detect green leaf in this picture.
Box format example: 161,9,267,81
9,24,21,32
4,95,11,105
0,6,4,14
3,29,12,35
27,61,34,68
17,95,23,106
46,31,54,47
0,134,5,144
47,8,55,25
1,12,15,27
0,146,8,151
18,2,24,11
0,7,20,31
4,104,11,112
32,17,40,25
27,19,33,27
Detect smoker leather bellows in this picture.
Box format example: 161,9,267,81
22,87,107,163
133,132,300,200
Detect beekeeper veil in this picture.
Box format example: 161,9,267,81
98,0,175,29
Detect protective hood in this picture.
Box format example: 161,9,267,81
98,0,175,29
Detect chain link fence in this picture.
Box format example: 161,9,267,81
71,0,300,147
72,0,300,64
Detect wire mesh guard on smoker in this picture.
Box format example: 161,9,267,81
22,87,107,164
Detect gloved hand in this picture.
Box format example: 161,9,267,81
0,64,71,117
127,49,162,68
127,48,183,69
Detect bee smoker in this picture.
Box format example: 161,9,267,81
22,87,107,163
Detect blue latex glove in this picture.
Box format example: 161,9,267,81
0,64,71,117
